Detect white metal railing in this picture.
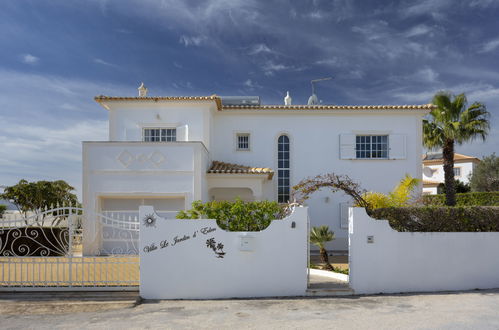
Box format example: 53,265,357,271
0,205,139,290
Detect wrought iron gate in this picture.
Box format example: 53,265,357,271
0,206,139,291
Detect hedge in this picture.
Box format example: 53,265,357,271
369,206,499,232
176,199,284,231
422,192,499,206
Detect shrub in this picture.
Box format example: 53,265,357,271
422,192,499,206
356,174,420,209
176,199,284,231
0,205,6,217
370,206,499,232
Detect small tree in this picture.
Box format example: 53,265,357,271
469,153,499,192
355,174,420,209
1,180,79,224
0,204,6,217
310,225,335,271
437,180,471,194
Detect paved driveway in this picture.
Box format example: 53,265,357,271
2,289,499,329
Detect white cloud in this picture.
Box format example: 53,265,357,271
413,68,439,83
404,24,432,38
93,58,116,67
243,79,262,90
401,0,451,19
21,54,39,64
248,44,273,55
479,38,499,53
469,0,499,8
179,35,207,47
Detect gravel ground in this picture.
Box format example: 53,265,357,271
2,289,499,329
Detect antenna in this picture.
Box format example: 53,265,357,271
308,77,332,105
311,77,332,95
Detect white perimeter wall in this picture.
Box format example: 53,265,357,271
349,207,499,294
139,206,309,299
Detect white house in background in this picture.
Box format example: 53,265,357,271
82,83,434,254
422,152,480,194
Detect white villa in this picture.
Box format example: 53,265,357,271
82,84,434,253
422,152,480,194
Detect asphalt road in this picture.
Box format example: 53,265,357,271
2,289,499,329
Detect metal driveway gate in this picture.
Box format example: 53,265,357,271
0,206,139,291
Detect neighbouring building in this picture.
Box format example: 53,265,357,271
422,152,480,194
82,84,434,253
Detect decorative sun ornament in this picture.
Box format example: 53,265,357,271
143,214,157,228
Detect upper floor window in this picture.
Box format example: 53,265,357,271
236,133,250,151
453,167,461,177
144,128,176,142
356,135,388,159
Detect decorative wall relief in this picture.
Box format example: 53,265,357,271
206,238,226,258
117,150,166,168
142,214,157,228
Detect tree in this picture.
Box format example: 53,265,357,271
0,204,6,217
437,180,471,194
469,153,499,192
0,180,78,219
310,225,335,271
423,92,490,206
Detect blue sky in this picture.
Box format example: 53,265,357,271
0,0,498,198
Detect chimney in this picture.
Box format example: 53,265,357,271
138,82,148,97
284,91,292,105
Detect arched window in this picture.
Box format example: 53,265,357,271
277,135,290,203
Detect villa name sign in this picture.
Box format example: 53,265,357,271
139,205,309,299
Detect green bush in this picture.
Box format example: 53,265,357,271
370,206,499,232
0,204,6,217
176,199,284,231
422,192,499,206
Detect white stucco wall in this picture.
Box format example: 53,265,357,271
349,208,499,294
82,141,208,255
107,101,215,149
212,111,425,250
139,206,309,299
423,161,476,184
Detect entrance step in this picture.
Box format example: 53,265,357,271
308,268,353,296
306,287,354,296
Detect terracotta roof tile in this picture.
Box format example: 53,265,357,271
221,104,436,111
208,161,274,179
94,95,434,112
422,153,480,164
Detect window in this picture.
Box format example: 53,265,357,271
143,128,176,142
453,167,461,177
236,133,250,150
356,135,388,159
277,135,290,203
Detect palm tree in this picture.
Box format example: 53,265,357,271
423,92,490,206
310,225,335,271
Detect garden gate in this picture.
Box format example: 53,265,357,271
0,205,139,291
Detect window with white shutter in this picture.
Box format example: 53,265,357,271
339,134,356,159
388,134,406,159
